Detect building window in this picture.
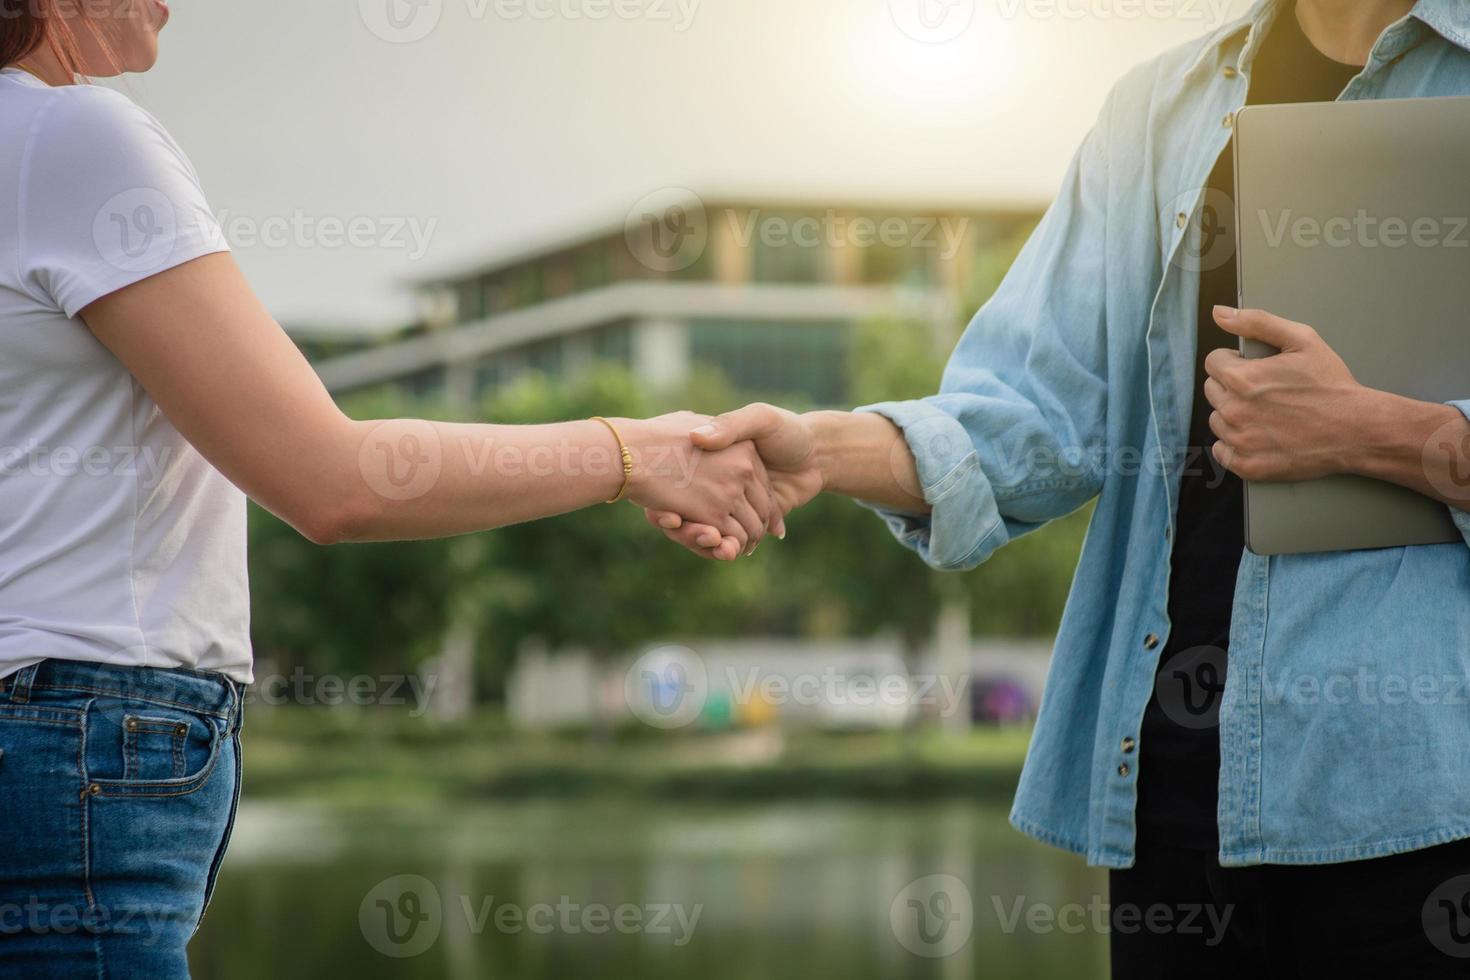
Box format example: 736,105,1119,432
689,319,848,404
402,366,446,401
512,267,545,308
750,211,827,284
592,322,632,366
456,280,486,322
573,245,612,291
859,232,935,287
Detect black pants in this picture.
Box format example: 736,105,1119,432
1108,836,1470,978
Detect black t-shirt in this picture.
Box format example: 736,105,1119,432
1135,5,1363,849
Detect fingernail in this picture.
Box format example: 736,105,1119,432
691,425,716,437
1213,305,1237,321
658,515,680,529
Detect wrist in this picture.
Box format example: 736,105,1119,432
805,409,927,510
804,410,851,494
599,416,646,501
1346,388,1462,482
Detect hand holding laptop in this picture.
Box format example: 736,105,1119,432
1202,305,1364,484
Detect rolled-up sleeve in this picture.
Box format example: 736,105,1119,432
1443,399,1470,545
853,399,1005,570
856,91,1115,571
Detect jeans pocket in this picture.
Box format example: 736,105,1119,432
86,701,224,798
122,714,191,781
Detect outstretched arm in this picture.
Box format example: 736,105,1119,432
83,252,778,555
645,404,927,558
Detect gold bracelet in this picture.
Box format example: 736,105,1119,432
590,416,634,504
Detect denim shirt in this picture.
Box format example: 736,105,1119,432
860,0,1470,868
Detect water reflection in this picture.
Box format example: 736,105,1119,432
191,800,1108,979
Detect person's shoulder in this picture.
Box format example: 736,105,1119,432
1091,20,1248,142
22,82,194,191
37,82,160,141
1122,24,1238,91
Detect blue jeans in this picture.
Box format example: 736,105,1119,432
0,659,244,978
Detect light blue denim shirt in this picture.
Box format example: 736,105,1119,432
860,0,1470,869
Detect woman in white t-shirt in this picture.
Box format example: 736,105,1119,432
0,4,808,975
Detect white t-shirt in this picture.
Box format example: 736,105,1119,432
0,68,251,683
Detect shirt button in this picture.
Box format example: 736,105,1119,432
1117,764,1131,778
1175,211,1188,229
1144,633,1160,650
1121,737,1136,754
1222,112,1234,129
1223,65,1238,79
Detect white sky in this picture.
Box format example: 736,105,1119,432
115,0,1251,332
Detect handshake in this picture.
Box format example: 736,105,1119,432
614,403,928,560
617,403,826,561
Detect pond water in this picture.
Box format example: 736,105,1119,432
190,799,1109,979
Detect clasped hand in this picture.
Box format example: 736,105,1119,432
620,405,823,561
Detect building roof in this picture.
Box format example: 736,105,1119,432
408,193,1045,289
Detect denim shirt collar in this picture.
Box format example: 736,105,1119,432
1414,0,1470,52
1186,0,1470,83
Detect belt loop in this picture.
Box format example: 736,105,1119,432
228,678,245,734
7,662,41,704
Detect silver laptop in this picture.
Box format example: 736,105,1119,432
1233,95,1470,556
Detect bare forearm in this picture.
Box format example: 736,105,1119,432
322,418,631,543
805,410,930,515
1346,389,1470,510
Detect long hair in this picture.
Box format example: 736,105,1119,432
1,0,114,78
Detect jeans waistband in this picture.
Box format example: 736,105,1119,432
0,658,242,722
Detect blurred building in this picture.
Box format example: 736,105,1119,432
507,637,1050,732
305,196,1040,407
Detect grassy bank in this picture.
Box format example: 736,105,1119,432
238,707,1032,805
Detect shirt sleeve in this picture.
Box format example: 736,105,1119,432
855,91,1115,571
19,85,229,319
1440,400,1470,546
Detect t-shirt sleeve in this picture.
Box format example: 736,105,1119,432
19,86,230,319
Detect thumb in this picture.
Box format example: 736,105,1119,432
690,403,780,450
1213,306,1314,350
